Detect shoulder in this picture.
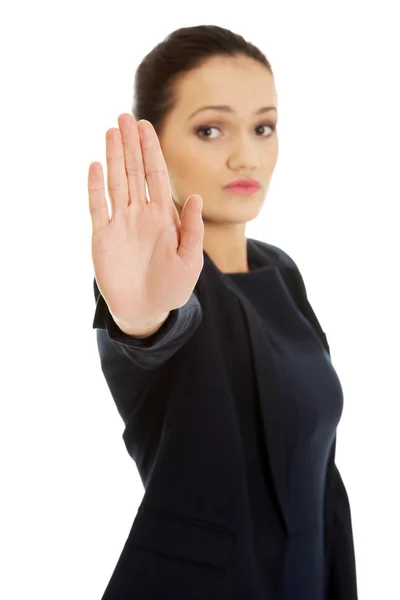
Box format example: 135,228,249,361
248,237,299,271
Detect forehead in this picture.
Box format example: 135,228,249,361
172,55,277,116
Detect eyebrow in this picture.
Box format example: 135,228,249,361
187,105,277,121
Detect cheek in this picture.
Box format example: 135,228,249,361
176,151,217,185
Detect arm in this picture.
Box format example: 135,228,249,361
92,278,202,423
112,311,172,339
289,254,356,594
324,437,358,599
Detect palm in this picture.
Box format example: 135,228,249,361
88,114,204,325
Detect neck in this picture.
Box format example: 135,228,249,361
202,223,249,274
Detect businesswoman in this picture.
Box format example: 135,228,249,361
89,25,358,599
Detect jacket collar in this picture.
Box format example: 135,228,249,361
201,237,330,535
202,239,289,533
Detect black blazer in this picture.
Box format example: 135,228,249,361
92,237,358,599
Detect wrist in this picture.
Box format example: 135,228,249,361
112,311,170,338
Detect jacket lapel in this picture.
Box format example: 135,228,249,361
202,238,331,538
222,271,290,535
203,246,290,535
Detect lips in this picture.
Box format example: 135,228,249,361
224,178,261,191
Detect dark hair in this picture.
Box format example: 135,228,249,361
132,25,273,138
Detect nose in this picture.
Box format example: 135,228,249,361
227,134,260,171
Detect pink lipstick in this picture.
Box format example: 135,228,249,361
224,178,261,195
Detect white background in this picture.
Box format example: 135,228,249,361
1,1,399,598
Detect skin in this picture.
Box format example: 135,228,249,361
158,53,279,274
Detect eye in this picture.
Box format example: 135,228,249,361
195,125,220,139
256,123,277,136
195,123,276,140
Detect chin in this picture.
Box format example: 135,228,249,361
211,207,262,225
231,197,264,216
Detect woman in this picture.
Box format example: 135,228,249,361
89,25,358,600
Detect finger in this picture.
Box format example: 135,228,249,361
178,195,204,265
88,162,110,234
118,114,147,208
106,128,130,215
137,120,172,211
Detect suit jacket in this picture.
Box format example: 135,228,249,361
92,237,358,599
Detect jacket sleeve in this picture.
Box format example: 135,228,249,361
324,437,358,599
283,254,358,599
92,277,202,424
